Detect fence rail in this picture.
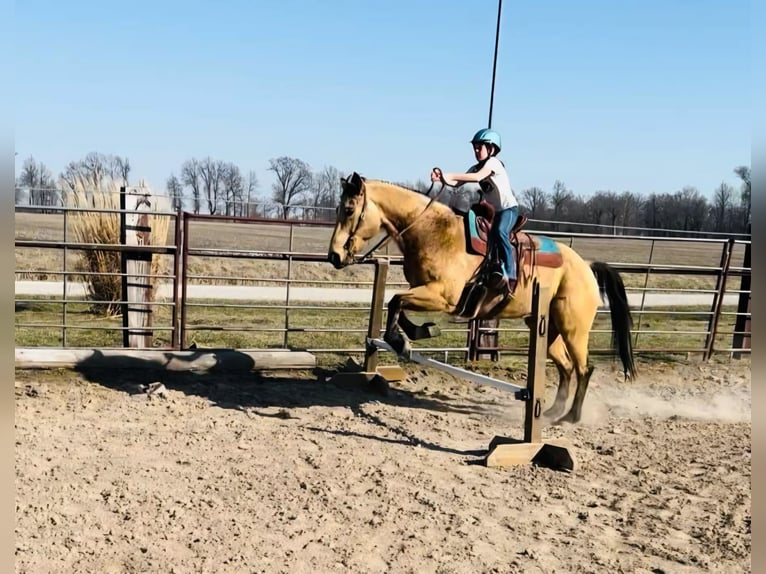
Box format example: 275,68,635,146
15,202,751,362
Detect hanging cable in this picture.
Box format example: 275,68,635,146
487,0,503,129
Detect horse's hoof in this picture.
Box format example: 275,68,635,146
384,334,412,361
410,321,441,340
553,411,579,426
397,339,413,361
543,407,565,422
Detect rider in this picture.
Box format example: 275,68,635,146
430,128,519,292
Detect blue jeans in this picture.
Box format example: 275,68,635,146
490,207,518,280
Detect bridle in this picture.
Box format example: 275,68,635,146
342,169,449,263
341,185,369,258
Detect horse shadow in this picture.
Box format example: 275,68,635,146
71,350,494,459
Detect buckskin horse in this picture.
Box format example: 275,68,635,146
327,172,636,424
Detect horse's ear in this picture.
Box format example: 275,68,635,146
345,171,364,196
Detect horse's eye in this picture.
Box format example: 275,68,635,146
344,207,354,217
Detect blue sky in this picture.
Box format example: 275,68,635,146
15,0,750,201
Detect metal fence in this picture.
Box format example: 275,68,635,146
15,202,751,362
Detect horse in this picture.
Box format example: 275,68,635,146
327,172,636,424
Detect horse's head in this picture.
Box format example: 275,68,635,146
328,172,382,269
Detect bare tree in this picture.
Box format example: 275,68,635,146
642,193,660,230
221,162,244,216
596,191,621,231
676,186,707,231
59,152,131,203
60,153,107,195
588,190,642,234
181,158,202,214
641,190,709,235
563,195,589,231
711,181,734,232
586,192,609,228
394,179,432,195
245,170,259,217
110,156,131,185
80,152,107,188
166,173,184,211
619,191,643,231
520,187,548,218
18,156,57,207
268,156,313,219
196,157,225,215
734,165,751,229
307,165,341,221
550,180,573,220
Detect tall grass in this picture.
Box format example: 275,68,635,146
65,176,170,316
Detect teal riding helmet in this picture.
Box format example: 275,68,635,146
470,128,502,153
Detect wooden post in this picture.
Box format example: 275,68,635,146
524,281,548,443
485,280,576,472
364,258,390,372
120,185,154,348
329,258,405,389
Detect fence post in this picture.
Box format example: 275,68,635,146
467,318,500,361
703,238,734,361
179,213,190,349
120,185,154,348
733,239,751,358
171,209,184,349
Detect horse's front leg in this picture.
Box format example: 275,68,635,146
383,284,452,358
384,294,410,358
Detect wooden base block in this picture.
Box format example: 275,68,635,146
328,372,390,396
375,365,407,382
485,436,576,473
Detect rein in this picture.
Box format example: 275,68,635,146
352,169,450,262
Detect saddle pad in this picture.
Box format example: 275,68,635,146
516,232,564,269
464,212,563,269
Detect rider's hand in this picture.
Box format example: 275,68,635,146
431,167,443,183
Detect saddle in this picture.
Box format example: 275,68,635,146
463,204,563,270
451,206,563,321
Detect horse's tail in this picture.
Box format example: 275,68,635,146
590,261,637,381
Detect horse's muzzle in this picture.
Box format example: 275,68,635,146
328,251,344,269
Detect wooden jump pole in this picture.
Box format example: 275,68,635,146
360,278,576,472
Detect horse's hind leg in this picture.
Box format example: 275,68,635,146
542,295,598,425
525,315,573,421
556,328,595,425
545,336,574,421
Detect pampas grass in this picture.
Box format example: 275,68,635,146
65,175,170,316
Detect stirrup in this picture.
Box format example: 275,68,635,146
452,283,487,321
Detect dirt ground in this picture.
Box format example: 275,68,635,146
15,354,751,574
